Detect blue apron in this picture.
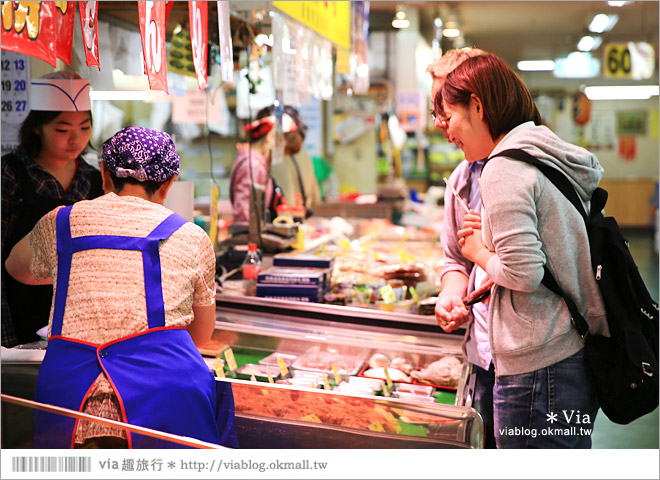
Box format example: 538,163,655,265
33,205,237,449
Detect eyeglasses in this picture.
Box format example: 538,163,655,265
430,109,448,128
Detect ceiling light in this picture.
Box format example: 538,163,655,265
517,60,556,71
392,6,410,29
553,52,600,78
588,14,619,33
442,20,461,38
577,35,603,52
607,1,632,7
584,85,659,100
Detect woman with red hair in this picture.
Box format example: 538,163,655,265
438,53,607,448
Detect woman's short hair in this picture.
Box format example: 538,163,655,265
19,110,93,158
438,53,543,140
107,170,165,196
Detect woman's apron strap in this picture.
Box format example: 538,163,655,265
52,210,189,333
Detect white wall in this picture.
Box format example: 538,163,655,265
551,96,659,180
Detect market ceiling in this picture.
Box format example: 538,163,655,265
368,1,659,69
99,1,658,78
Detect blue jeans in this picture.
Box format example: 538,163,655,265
493,349,599,448
473,363,496,449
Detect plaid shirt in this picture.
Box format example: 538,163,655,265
1,148,102,347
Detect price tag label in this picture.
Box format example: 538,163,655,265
409,286,419,302
213,358,224,375
250,374,257,382
368,421,386,432
338,238,352,250
384,367,393,389
384,412,397,424
302,413,322,423
224,348,238,371
332,365,342,385
277,357,289,377
215,366,225,378
322,372,331,390
381,380,390,397
267,369,274,384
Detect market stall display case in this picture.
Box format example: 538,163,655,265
210,295,483,449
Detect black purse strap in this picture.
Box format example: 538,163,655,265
488,148,592,339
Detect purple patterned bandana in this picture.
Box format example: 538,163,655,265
102,126,180,182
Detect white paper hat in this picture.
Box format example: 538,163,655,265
30,78,91,112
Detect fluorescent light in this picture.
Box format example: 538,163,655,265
517,60,555,71
577,36,603,52
608,1,631,7
584,85,659,100
442,17,461,38
392,17,410,28
392,7,410,29
588,14,619,33
553,52,600,78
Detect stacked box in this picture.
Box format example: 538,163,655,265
256,283,324,302
258,266,329,289
258,254,335,302
272,253,335,270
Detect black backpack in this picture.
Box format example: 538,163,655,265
489,148,659,424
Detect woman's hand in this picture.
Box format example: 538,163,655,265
462,210,482,230
435,293,470,332
458,211,492,265
465,275,495,305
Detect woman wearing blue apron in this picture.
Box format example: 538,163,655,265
6,126,237,449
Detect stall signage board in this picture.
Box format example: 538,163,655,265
604,42,655,80
172,89,223,124
396,89,427,132
1,52,30,156
1,1,57,66
216,0,233,84
55,1,75,66
138,0,168,92
79,0,99,69
189,1,208,90
273,1,350,49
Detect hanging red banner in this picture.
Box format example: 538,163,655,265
188,1,208,90
138,1,168,93
78,0,99,69
1,1,57,66
55,1,75,66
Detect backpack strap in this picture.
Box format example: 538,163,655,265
488,148,593,339
541,266,590,339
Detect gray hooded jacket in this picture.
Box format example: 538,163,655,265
481,122,609,376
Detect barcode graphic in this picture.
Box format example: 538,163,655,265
12,456,91,473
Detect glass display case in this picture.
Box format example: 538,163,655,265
210,297,483,448
2,388,224,449
1,295,481,449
